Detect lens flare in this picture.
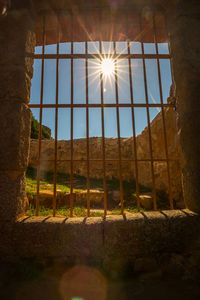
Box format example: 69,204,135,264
101,58,115,76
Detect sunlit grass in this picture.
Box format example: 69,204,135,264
26,205,88,217
26,204,144,218
26,177,83,196
26,167,150,217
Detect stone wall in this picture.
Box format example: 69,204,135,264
166,0,200,212
0,210,200,281
29,106,183,204
0,10,35,221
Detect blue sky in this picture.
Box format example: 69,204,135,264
30,41,172,140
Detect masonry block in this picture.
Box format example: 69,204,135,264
167,0,200,212
0,171,26,221
0,66,32,103
0,100,31,172
0,10,35,77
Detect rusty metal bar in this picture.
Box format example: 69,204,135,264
127,41,141,212
30,157,180,163
152,4,174,210
35,15,46,216
114,41,124,215
33,53,171,60
84,7,90,217
164,11,176,96
70,15,74,218
37,5,164,16
29,103,174,109
85,29,90,217
139,11,157,211
99,21,107,217
52,15,60,217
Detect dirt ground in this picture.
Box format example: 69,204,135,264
0,262,200,300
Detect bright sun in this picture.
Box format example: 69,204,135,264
101,58,115,76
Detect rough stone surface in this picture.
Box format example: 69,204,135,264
0,172,26,221
139,194,153,210
0,10,35,75
0,9,35,221
0,210,199,279
0,66,32,103
0,100,31,171
0,11,35,103
102,210,200,277
167,0,200,212
29,189,104,208
134,257,158,273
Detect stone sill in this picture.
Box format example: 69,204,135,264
18,209,196,224
0,209,199,267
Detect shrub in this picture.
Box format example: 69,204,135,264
31,114,51,139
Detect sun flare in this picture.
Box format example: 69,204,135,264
101,58,115,76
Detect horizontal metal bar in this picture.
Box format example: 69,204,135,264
29,158,180,163
37,5,165,16
29,103,175,108
33,53,171,60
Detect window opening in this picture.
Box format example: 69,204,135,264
28,6,182,217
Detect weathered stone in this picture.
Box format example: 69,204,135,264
0,100,31,172
111,190,121,202
167,0,200,212
0,10,35,76
134,257,158,273
164,254,185,277
0,7,35,221
0,10,35,105
140,194,153,210
0,171,26,221
1,215,104,264
0,66,32,103
139,269,162,280
76,191,104,206
182,168,200,212
28,190,104,208
0,209,199,279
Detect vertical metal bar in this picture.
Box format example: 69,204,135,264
113,41,124,215
164,9,180,206
53,14,60,217
152,4,174,209
139,12,157,210
85,12,90,217
70,14,74,217
36,15,46,216
99,14,107,216
127,41,141,212
165,11,179,207
163,11,175,94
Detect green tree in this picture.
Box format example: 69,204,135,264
31,114,51,139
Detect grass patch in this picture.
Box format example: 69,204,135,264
26,167,149,217
26,167,150,196
26,205,88,217
26,205,144,218
26,168,83,196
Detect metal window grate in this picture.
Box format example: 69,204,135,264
28,5,182,217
